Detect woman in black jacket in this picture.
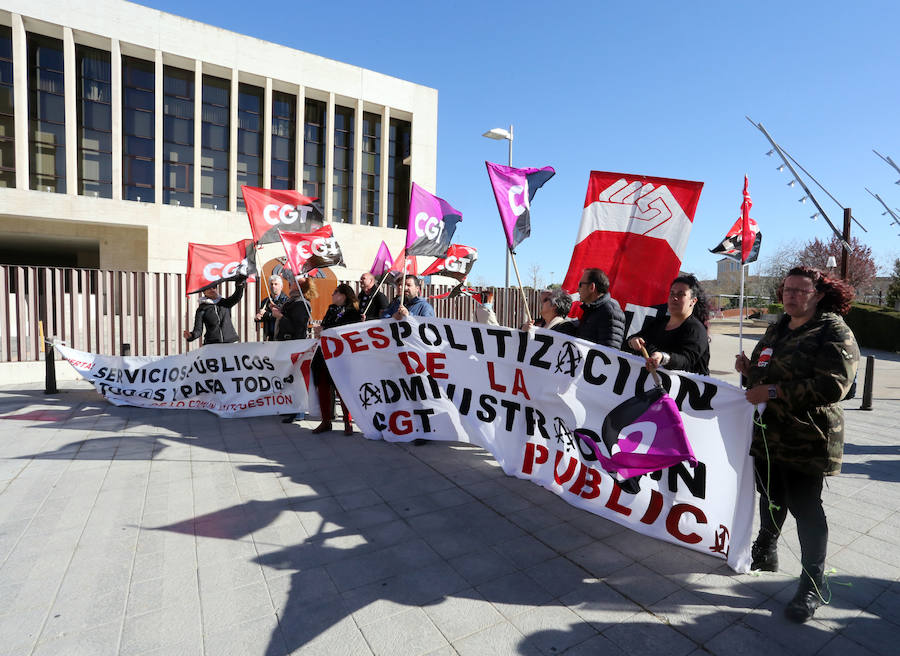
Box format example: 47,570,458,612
272,278,315,424
183,280,245,345
626,274,710,375
311,283,362,435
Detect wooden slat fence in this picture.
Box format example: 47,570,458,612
1,265,543,362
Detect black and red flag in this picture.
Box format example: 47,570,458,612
185,239,257,294
279,226,344,276
709,176,762,264
420,244,478,283
242,186,324,244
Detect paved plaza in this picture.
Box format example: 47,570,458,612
1,322,898,655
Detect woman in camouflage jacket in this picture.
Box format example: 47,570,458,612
735,265,859,624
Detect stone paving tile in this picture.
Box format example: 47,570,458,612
30,620,121,656
837,610,900,656
447,546,520,587
204,614,286,656
475,571,556,620
509,603,598,654
118,602,203,656
359,607,450,656
452,620,540,656
421,588,504,642
604,562,684,607
603,611,698,656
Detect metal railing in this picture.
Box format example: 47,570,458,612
1,265,542,362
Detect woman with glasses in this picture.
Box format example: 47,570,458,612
310,283,363,435
521,288,576,335
626,273,710,375
734,266,858,623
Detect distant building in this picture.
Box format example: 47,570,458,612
0,0,437,276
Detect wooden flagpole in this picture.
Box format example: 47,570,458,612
508,249,532,324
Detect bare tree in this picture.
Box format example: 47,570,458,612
527,263,542,290
797,235,877,293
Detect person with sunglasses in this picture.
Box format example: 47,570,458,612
574,268,625,347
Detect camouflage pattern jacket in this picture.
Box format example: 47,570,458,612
746,311,859,476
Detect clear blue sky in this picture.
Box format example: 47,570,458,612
140,0,900,288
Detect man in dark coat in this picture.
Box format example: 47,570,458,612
574,268,625,348
255,274,289,340
358,272,388,321
183,280,245,345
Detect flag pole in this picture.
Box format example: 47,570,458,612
738,261,746,356
508,249,533,324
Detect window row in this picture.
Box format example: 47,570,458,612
7,34,412,227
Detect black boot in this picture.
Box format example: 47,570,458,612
785,570,824,623
750,532,779,572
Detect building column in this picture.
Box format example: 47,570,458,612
352,98,362,225
193,59,201,208
228,69,238,211
110,39,122,200
63,27,77,195
154,50,163,204
324,92,334,222
11,14,28,190
294,86,304,193
379,106,390,228
263,78,272,187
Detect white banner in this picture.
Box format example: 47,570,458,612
322,318,755,572
55,341,316,418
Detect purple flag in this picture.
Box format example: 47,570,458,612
485,161,555,249
370,241,394,275
405,183,462,257
575,387,697,480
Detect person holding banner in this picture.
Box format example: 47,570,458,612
522,288,576,335
255,275,288,340
383,275,435,319
310,283,363,435
272,278,314,341
358,272,388,321
627,274,710,376
575,268,625,347
735,266,858,624
183,279,245,345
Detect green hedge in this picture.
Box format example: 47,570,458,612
845,303,900,352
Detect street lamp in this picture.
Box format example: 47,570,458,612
482,125,514,288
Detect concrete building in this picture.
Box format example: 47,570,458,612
0,0,437,277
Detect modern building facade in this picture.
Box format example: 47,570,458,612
0,0,438,275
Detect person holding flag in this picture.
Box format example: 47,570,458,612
358,272,387,321
255,274,288,340
183,279,245,345
383,275,434,319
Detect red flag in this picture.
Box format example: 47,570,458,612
740,175,753,263
562,171,703,312
185,240,257,294
279,226,344,276
242,186,324,244
389,248,418,276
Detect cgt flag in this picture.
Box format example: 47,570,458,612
421,244,478,283
370,241,394,276
405,183,462,257
279,225,344,276
186,239,257,294
242,186,324,244
562,171,703,323
486,161,556,249
710,176,762,264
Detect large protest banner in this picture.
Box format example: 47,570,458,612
56,341,317,418
321,318,755,571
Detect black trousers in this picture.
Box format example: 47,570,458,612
755,460,828,583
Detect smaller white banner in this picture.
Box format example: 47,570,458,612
55,341,316,418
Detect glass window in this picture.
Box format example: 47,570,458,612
76,46,112,198
162,66,193,206
200,74,229,209
27,33,65,193
236,83,263,210
270,90,295,190
332,104,353,223
388,118,411,229
302,98,325,200
0,26,13,188
122,56,154,202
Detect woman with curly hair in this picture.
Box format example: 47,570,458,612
626,273,710,375
735,266,859,623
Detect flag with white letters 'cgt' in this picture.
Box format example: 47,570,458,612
185,239,257,294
